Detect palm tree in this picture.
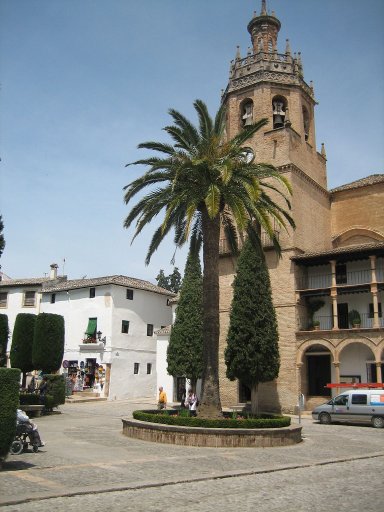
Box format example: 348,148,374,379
123,99,294,418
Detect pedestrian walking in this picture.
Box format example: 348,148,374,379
157,386,167,410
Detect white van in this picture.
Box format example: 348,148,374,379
312,389,384,428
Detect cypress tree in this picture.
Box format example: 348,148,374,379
167,252,203,390
0,314,9,367
33,313,65,373
0,368,21,461
10,313,36,386
225,239,280,415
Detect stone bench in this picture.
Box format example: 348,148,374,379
19,405,45,417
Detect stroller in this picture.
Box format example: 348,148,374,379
10,422,40,455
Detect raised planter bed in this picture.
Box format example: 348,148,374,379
122,418,302,447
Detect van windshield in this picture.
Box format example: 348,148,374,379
332,394,349,406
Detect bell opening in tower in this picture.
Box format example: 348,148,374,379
272,95,287,129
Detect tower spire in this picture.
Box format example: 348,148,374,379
261,0,267,15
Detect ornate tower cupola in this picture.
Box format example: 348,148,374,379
247,0,281,54
223,0,327,189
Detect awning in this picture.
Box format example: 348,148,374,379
85,318,97,336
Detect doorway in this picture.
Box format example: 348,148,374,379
307,355,331,396
337,303,349,329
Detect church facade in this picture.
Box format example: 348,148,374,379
218,1,384,413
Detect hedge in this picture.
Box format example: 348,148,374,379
0,368,21,460
132,410,291,429
19,393,40,405
45,374,65,410
33,313,64,373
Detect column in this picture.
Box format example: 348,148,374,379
330,260,338,330
376,362,383,384
370,256,380,328
333,361,340,396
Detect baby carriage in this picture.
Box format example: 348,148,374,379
10,422,40,455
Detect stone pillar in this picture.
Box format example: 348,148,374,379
330,260,338,330
333,361,340,396
376,362,383,384
370,256,380,328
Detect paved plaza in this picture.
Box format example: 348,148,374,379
0,400,383,511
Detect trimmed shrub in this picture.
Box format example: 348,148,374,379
10,314,36,387
19,393,40,405
132,410,291,429
33,313,64,373
0,314,9,367
0,368,21,460
45,374,65,409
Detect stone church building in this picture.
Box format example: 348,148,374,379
218,1,384,413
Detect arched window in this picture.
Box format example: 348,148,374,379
302,106,310,141
268,39,273,52
240,99,254,127
272,96,287,129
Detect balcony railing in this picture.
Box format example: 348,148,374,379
299,313,384,331
297,269,374,290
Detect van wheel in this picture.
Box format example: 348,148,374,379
372,416,384,428
319,412,331,425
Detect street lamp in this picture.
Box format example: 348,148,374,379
96,331,106,346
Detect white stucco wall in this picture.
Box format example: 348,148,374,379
3,281,172,400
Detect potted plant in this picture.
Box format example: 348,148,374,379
348,310,361,328
307,299,325,331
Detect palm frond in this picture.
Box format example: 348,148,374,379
168,108,200,147
194,99,213,140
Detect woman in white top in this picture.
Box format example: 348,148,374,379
187,389,198,417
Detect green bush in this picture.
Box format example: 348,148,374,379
0,368,21,460
10,314,36,383
19,393,40,405
44,394,55,410
132,410,291,429
33,313,64,373
44,374,65,409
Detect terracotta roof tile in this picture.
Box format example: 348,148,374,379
291,242,384,262
330,174,384,193
41,275,175,296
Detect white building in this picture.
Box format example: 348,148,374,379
0,264,174,400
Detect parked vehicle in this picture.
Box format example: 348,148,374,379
312,389,384,428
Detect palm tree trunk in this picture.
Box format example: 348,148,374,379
251,382,259,416
198,208,222,418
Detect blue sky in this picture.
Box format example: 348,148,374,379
1,0,383,283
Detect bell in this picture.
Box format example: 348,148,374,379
273,114,284,128
244,116,253,126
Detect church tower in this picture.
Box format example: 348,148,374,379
219,1,333,412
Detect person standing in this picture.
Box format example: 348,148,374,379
187,389,198,417
38,376,48,404
157,386,167,410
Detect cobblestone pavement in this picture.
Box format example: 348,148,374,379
1,400,383,511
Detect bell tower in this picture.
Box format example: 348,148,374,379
219,1,333,413
223,0,328,198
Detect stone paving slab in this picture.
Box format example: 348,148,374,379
0,400,383,509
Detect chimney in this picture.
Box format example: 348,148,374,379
50,263,58,280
